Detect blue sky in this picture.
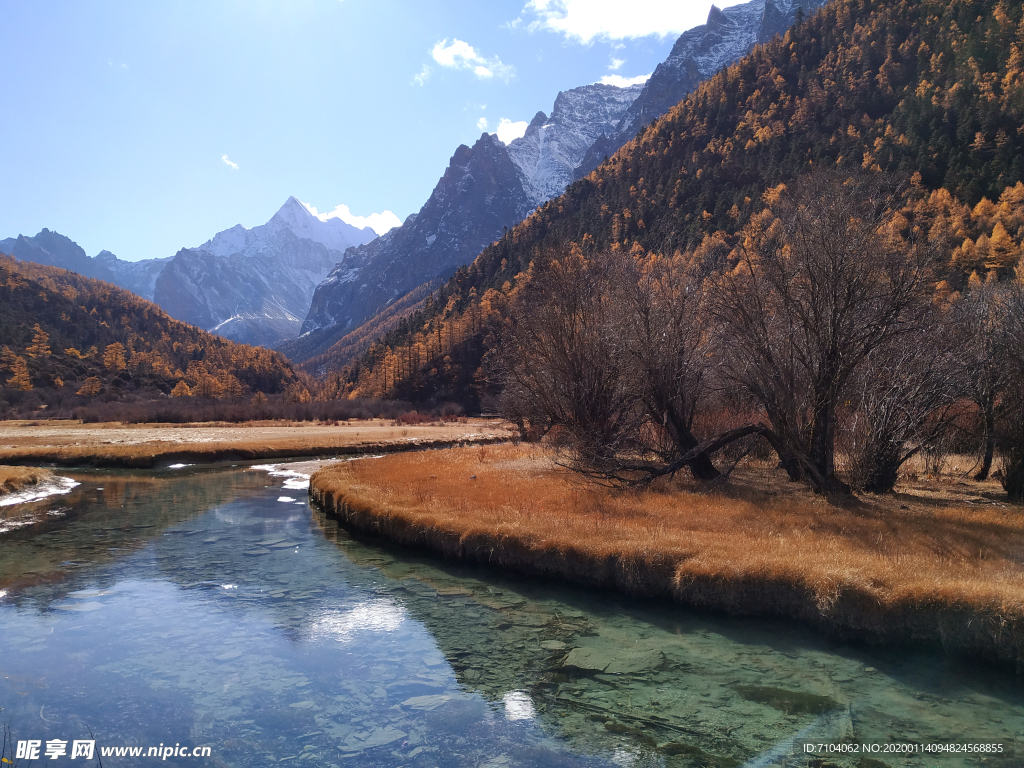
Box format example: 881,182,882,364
1,0,743,261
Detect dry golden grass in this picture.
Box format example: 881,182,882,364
312,443,1024,667
0,418,511,467
0,465,52,495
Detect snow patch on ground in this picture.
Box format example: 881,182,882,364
0,477,79,508
256,463,313,491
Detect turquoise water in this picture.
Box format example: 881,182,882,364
0,464,1021,767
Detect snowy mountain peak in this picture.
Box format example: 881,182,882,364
270,196,318,229
529,111,548,129
195,197,376,258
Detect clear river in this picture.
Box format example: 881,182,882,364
0,463,1021,768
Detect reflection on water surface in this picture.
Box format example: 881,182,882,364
0,465,1021,767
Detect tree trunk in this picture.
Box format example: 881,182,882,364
669,416,721,481
975,402,996,481
808,399,848,494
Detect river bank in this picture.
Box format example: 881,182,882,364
0,464,52,495
0,418,511,468
310,443,1024,671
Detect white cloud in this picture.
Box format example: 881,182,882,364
599,73,651,87
221,155,239,170
413,64,431,86
495,118,529,144
609,57,625,70
477,116,489,130
302,202,401,236
523,0,736,43
430,38,514,81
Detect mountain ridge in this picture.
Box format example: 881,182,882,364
290,0,824,367
0,255,296,412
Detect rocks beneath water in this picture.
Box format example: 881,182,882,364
733,685,841,716
562,645,665,675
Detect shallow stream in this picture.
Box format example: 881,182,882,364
0,464,1020,767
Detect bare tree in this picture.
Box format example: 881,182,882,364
841,310,961,493
948,279,1018,480
997,280,1024,501
498,247,642,473
714,171,934,495
615,250,722,480
498,246,736,484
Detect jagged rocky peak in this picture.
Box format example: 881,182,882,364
706,4,730,27
507,81,644,206
294,130,531,353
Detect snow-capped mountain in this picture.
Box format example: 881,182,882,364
507,83,645,207
195,196,370,257
288,83,642,362
153,197,377,347
575,0,825,179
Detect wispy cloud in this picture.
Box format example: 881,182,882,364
599,73,651,87
301,202,401,236
522,0,719,43
428,38,514,81
413,64,432,86
221,155,239,170
609,57,625,70
477,116,489,131
495,118,529,144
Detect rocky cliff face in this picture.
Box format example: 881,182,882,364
153,228,348,348
292,133,532,360
574,0,825,179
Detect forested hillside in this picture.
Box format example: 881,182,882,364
325,0,1024,410
0,256,297,413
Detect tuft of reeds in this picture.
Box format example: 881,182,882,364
0,465,52,494
311,443,1024,671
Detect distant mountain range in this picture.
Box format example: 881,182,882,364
1,198,376,348
0,229,169,301
153,197,374,347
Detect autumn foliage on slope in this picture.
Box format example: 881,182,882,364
330,0,1024,412
0,256,297,412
